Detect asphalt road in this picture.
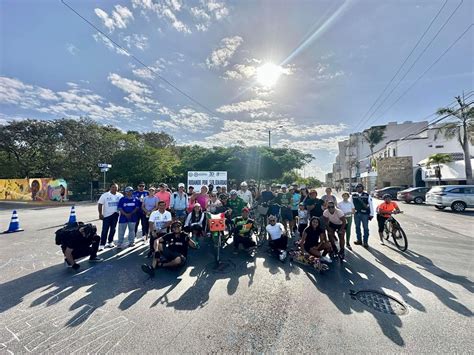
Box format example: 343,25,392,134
0,197,472,353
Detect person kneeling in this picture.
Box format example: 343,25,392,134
232,207,256,254
265,215,289,261
60,223,103,270
299,217,332,263
141,221,196,277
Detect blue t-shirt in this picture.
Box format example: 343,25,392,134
133,190,149,200
292,193,301,210
118,196,141,223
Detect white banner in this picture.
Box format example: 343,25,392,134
187,171,227,192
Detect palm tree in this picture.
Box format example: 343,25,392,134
362,126,386,171
427,153,452,185
437,95,473,184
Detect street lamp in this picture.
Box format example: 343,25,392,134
257,125,284,148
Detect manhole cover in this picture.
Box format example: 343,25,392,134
350,290,408,315
205,259,236,274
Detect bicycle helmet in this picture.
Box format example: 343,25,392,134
382,193,391,199
230,190,238,195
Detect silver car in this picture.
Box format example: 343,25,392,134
425,185,474,212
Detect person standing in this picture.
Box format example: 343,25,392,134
338,192,355,250
133,182,149,239
141,187,159,239
290,187,301,234
170,183,188,222
321,187,338,208
304,189,325,220
237,181,253,206
155,183,172,209
98,183,123,250
352,183,374,248
275,184,293,235
117,186,141,249
190,186,210,211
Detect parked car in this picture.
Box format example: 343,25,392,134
373,186,405,199
425,185,474,212
397,187,430,204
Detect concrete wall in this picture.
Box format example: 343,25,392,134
376,156,413,188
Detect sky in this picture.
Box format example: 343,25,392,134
0,0,473,180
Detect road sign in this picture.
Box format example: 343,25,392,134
98,163,112,168
100,168,109,172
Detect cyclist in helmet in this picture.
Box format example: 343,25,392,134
376,194,400,245
228,190,247,219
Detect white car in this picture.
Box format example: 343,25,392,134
425,185,474,212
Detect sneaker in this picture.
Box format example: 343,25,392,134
279,250,287,261
346,244,353,251
141,264,155,277
116,244,124,250
379,238,385,245
354,240,362,245
64,259,72,268
136,236,145,241
89,257,103,262
98,245,105,251
363,242,369,248
321,255,332,263
106,242,115,248
128,242,135,247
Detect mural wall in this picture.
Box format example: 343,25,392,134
0,178,68,201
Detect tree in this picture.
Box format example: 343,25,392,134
427,153,452,185
437,95,473,184
363,126,386,171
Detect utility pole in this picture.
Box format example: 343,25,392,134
268,130,271,148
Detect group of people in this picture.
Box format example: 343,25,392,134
62,180,402,274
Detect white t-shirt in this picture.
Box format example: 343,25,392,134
238,190,253,206
98,191,123,218
298,209,309,225
338,200,355,216
323,208,345,225
266,222,285,240
149,210,172,233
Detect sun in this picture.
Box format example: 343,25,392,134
256,62,283,87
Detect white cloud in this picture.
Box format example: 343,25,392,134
122,34,149,51
312,62,345,81
66,43,79,55
107,73,161,113
223,64,256,80
205,0,229,20
206,36,243,69
93,33,130,56
216,99,271,113
132,0,190,33
0,76,132,122
276,136,348,152
153,107,216,132
94,5,134,32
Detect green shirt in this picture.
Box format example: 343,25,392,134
276,192,293,207
227,197,247,218
232,216,255,237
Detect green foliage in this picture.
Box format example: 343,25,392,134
0,119,313,198
427,153,452,166
363,126,386,153
281,171,322,188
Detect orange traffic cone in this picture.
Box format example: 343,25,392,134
3,210,24,233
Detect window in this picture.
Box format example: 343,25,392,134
449,188,464,194
435,145,444,148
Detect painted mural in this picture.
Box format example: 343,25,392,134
0,178,68,201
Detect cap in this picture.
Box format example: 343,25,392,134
178,183,185,188
281,184,287,188
159,183,166,188
138,182,145,186
240,181,248,187
125,186,133,192
194,202,201,207
383,193,391,199
242,207,250,212
356,183,364,189
230,190,238,195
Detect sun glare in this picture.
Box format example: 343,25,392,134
256,62,283,87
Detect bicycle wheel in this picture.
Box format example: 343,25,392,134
392,224,408,251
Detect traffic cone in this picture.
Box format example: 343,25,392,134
3,210,24,234
68,206,77,225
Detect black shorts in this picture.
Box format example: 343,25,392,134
298,223,308,235
292,210,298,218
160,248,186,266
377,215,389,233
269,235,288,250
281,207,293,221
328,222,344,231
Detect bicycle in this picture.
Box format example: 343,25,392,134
252,202,270,247
382,211,408,251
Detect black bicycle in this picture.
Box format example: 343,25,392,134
382,211,408,251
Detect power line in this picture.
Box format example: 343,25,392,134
352,0,449,133
360,0,465,129
370,24,473,124
61,0,218,118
